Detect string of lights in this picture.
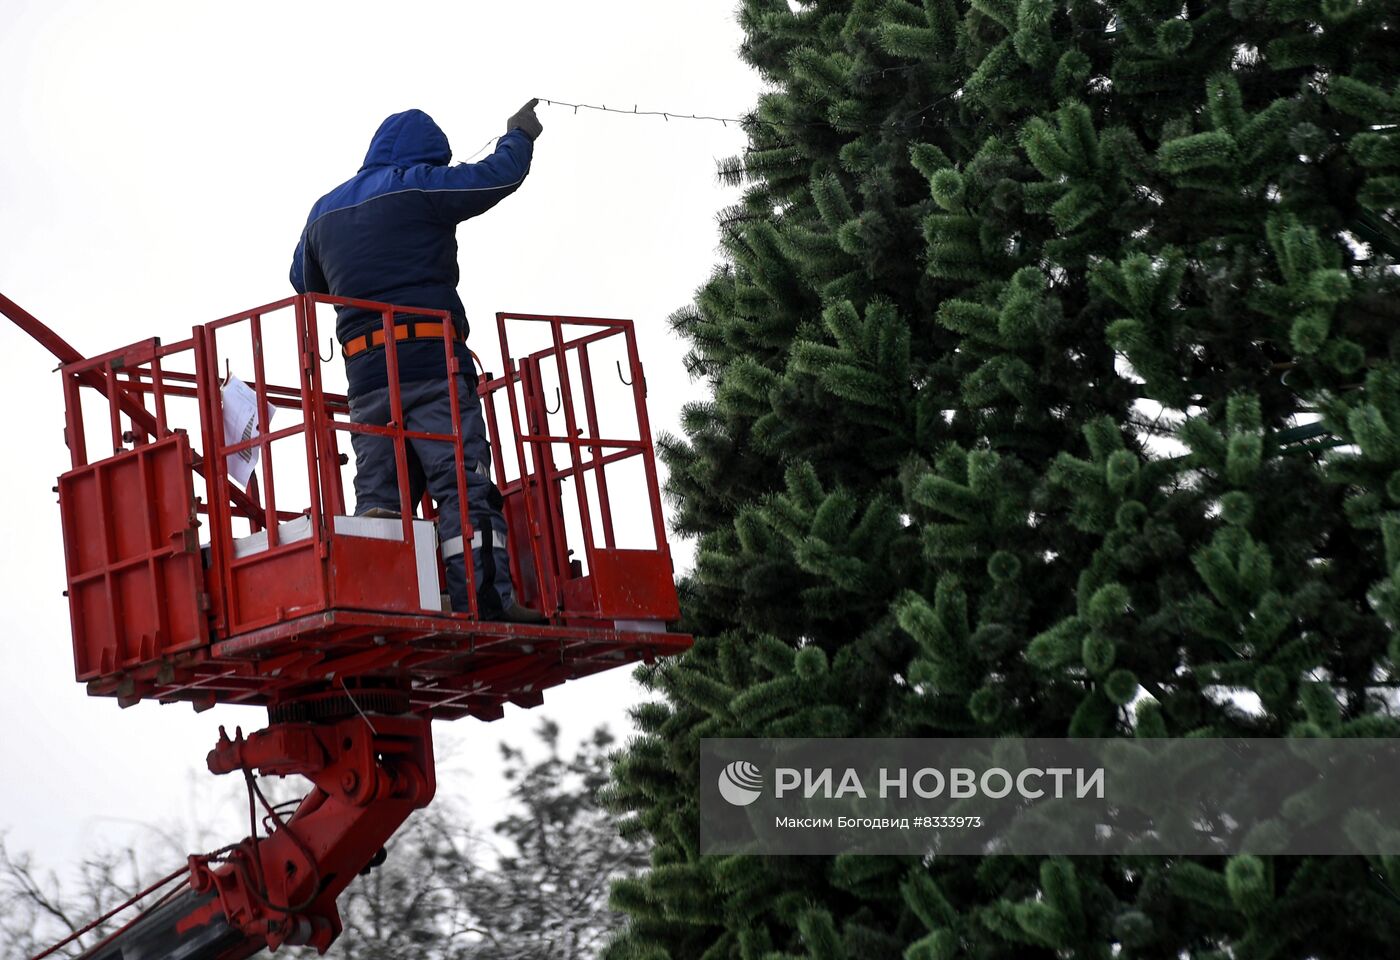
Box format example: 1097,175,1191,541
450,17,1228,162
536,93,958,134
458,90,957,163
518,17,1140,140
540,98,749,126
450,19,1140,163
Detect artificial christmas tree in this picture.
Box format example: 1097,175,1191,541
607,1,1400,956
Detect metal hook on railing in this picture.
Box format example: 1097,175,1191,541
616,360,633,386
544,388,562,415
319,337,335,363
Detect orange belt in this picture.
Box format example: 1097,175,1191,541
342,321,459,358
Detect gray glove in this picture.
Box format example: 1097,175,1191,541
507,98,543,140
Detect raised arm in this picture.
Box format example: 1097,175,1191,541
424,102,541,224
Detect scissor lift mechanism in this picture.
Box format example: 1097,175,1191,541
0,290,690,958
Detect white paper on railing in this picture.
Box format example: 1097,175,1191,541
222,375,274,488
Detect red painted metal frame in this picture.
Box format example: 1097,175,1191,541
493,311,678,623
22,292,689,718
58,432,205,679
3,289,691,960
186,715,437,953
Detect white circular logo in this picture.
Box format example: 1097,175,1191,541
718,760,764,806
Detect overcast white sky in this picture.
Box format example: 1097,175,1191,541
0,0,761,878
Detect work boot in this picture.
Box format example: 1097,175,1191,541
360,507,401,519
498,600,548,624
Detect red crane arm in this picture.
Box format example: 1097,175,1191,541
189,714,437,953
68,715,436,960
0,291,87,365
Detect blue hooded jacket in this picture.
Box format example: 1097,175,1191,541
290,109,534,395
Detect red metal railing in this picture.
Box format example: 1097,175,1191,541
53,294,678,650
493,312,672,621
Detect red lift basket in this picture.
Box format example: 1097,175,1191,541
53,294,690,720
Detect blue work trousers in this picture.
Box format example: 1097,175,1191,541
348,375,512,615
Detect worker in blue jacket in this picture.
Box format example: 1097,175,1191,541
291,103,545,622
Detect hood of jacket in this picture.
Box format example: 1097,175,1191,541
360,109,451,171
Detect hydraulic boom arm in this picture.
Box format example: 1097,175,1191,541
69,714,435,960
